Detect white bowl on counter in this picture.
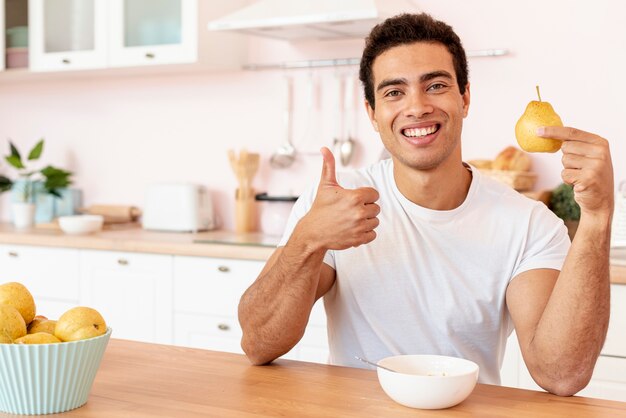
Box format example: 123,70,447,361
58,215,104,235
376,354,479,409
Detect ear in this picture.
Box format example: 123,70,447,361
461,83,471,118
365,100,379,132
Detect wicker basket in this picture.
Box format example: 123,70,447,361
479,169,537,191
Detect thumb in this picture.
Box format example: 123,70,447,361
319,147,339,187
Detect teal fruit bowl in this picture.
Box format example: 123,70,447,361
0,327,112,415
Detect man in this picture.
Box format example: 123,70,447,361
238,13,614,396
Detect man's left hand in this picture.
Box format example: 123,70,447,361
538,126,614,219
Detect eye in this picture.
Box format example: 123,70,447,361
427,82,448,92
384,89,402,98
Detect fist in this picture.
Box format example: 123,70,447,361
300,147,380,250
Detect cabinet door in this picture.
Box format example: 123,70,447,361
28,0,108,71
79,250,173,344
108,0,197,67
0,0,5,70
173,256,263,352
577,355,626,401
0,244,80,319
603,284,626,357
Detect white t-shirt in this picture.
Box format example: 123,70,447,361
278,159,570,384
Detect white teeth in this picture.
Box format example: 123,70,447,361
403,125,438,137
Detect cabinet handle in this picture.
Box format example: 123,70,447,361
117,259,129,266
8,251,18,258
145,52,155,59
62,58,71,64
217,265,230,273
217,323,230,331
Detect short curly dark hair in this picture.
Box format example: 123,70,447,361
359,13,469,109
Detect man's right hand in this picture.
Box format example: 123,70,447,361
297,147,380,251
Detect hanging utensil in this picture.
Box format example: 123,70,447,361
270,76,296,169
334,72,357,167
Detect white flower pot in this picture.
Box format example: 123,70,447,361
12,202,36,229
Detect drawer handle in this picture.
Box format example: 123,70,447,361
217,323,230,331
8,251,18,258
62,58,71,64
117,259,129,266
217,266,230,273
145,52,155,59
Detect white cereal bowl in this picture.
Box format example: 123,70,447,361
0,327,112,415
58,215,104,235
376,354,479,409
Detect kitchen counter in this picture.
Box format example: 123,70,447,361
1,222,625,284
3,338,624,418
0,223,277,261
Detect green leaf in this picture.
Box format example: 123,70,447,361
9,141,21,159
27,139,44,161
40,165,72,194
5,155,25,169
0,175,12,193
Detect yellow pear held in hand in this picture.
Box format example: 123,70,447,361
55,307,107,342
0,304,27,343
28,315,57,335
515,86,564,153
0,282,36,324
15,332,61,344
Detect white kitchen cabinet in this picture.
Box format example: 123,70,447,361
25,0,249,73
501,284,626,402
173,255,329,363
108,0,197,67
0,244,80,319
79,250,173,344
28,0,108,71
1,0,5,70
172,255,263,353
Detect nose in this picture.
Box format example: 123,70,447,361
403,90,434,119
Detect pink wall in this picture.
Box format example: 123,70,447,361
0,0,624,230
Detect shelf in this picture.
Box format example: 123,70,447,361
243,49,510,71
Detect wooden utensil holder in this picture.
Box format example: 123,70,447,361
235,188,257,233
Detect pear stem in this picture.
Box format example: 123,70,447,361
536,85,542,102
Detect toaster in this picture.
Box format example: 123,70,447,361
142,183,215,232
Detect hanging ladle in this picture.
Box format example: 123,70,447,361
270,76,296,169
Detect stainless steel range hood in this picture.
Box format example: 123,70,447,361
207,0,417,40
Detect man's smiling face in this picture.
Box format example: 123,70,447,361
366,41,470,171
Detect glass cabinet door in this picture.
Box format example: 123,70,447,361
108,0,197,67
28,0,107,71
1,0,5,70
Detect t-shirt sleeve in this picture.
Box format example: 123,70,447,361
510,201,570,279
277,183,336,269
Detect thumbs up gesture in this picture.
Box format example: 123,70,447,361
298,147,380,251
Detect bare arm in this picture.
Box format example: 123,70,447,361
507,126,613,396
238,147,380,365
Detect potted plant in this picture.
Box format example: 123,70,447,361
0,139,72,228
549,183,580,241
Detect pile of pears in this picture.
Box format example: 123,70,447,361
515,86,563,153
0,282,107,344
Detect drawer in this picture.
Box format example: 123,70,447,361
174,256,264,317
0,245,80,301
174,312,243,354
603,284,626,357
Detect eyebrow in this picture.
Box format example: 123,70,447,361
375,70,454,92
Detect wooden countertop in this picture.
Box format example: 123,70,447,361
0,223,276,261
1,222,625,284
3,339,624,418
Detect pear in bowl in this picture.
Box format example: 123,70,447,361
376,354,479,409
